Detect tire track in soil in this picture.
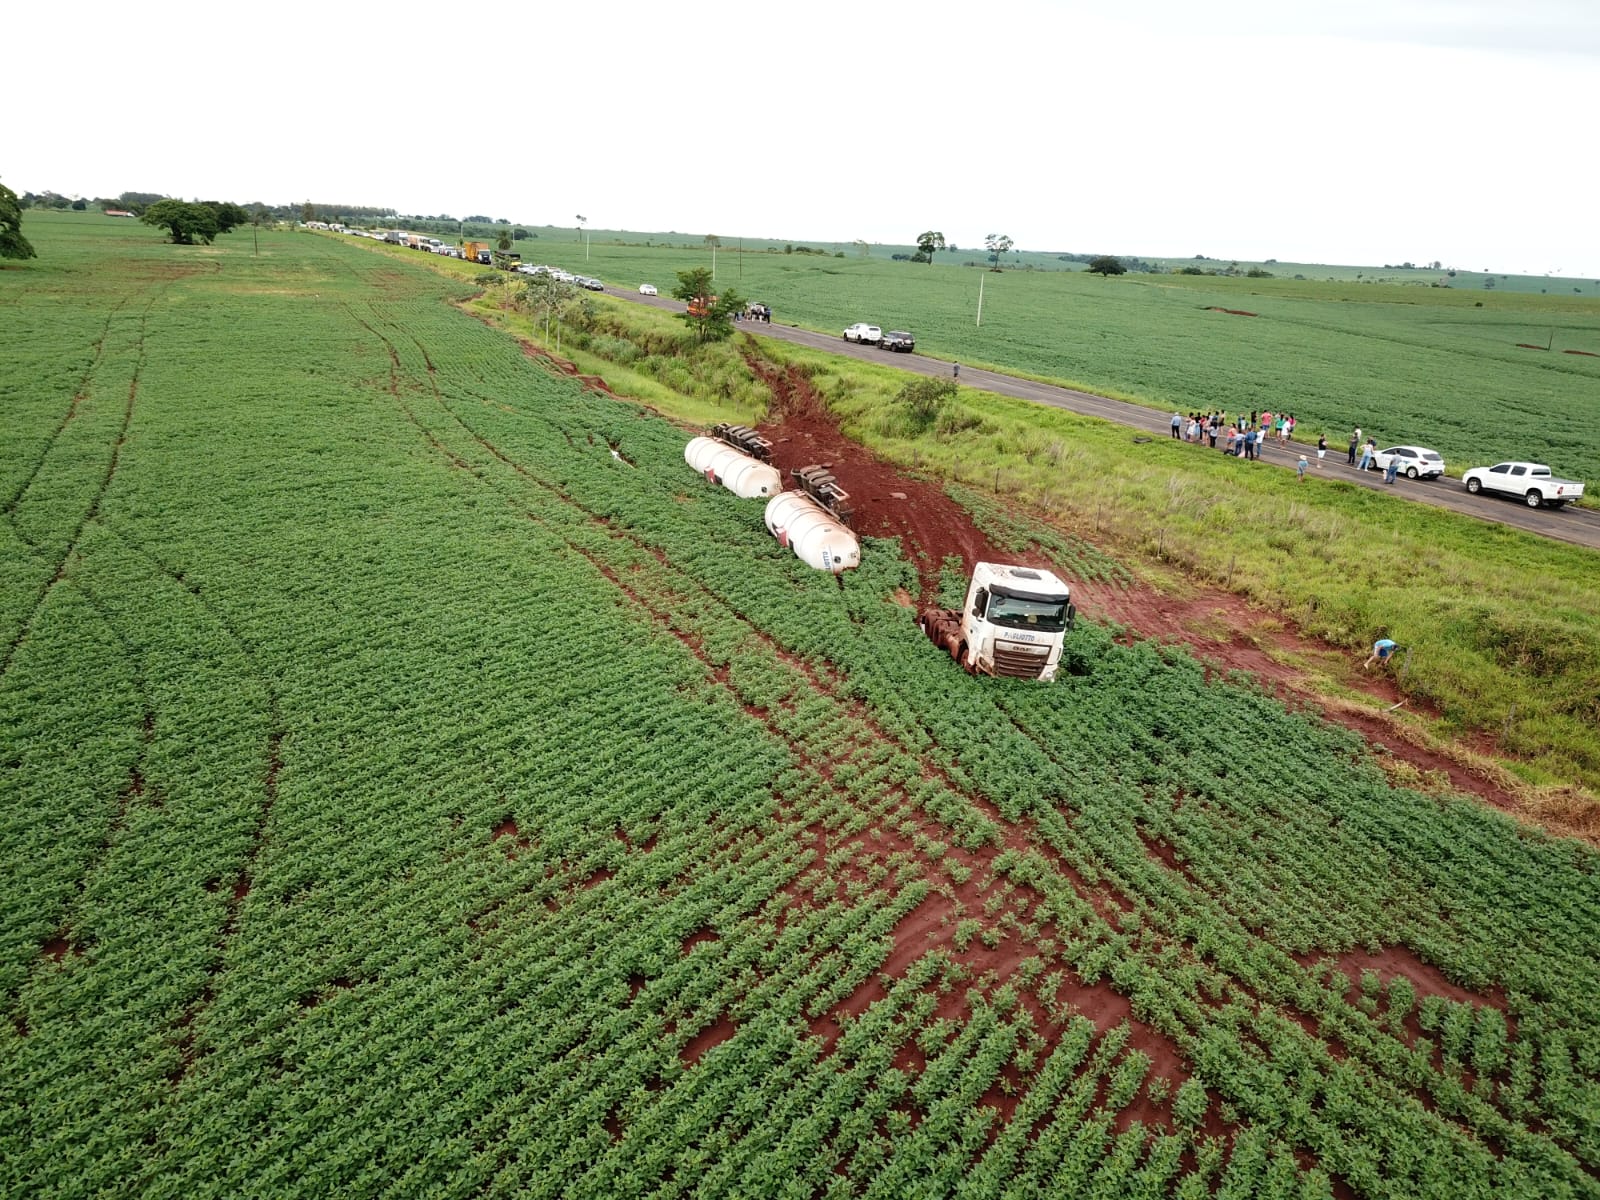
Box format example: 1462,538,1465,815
96,525,287,1086
6,579,155,1033
2,294,155,682
3,292,287,1080
2,295,132,531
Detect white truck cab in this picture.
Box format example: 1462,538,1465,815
923,563,1076,680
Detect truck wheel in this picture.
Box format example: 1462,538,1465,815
1466,478,1481,494
1526,490,1544,508
956,643,975,674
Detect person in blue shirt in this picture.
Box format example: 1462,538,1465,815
1364,638,1399,670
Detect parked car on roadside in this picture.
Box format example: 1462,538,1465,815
881,330,915,353
1462,462,1586,509
843,323,882,345
639,283,658,296
1370,446,1445,480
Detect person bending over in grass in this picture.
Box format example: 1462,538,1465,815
1364,638,1399,670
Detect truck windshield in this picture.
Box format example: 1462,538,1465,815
986,593,1068,631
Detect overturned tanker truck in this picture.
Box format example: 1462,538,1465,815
684,423,783,498
765,465,860,574
921,563,1076,680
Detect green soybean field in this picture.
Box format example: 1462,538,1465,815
2,216,1597,1199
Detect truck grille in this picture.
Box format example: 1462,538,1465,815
992,642,1049,678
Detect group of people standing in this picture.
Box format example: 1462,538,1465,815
1169,410,1305,460
1166,414,1409,486
1344,428,1400,483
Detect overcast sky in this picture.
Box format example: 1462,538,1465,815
10,0,1597,275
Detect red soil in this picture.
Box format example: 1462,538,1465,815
681,1016,738,1064
1205,307,1259,317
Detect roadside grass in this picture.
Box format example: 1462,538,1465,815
462,289,771,429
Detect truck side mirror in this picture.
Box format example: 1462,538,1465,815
971,588,988,619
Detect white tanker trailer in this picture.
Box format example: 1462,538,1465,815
684,423,783,499
764,464,860,573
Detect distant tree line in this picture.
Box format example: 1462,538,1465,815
1059,252,1161,273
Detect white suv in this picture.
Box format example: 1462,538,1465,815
1370,446,1445,479
843,323,882,345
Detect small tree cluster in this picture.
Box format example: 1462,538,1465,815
896,377,958,434
672,268,744,343
1,180,36,260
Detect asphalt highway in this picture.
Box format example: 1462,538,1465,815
610,287,1600,551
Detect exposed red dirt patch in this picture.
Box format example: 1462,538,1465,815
681,1016,738,1064
681,928,719,955
746,351,1005,603
1205,307,1259,317
1317,944,1507,1013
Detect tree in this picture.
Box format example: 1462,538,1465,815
985,233,1013,271
703,233,721,249
672,267,744,343
897,377,957,433
118,191,165,214
141,200,221,245
1087,255,1126,276
1,181,37,260
497,226,513,252
301,200,314,223
519,273,582,345
208,202,249,234
915,230,946,264
576,214,587,242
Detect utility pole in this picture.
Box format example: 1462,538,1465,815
976,274,985,327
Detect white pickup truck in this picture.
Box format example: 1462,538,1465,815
1462,462,1585,509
